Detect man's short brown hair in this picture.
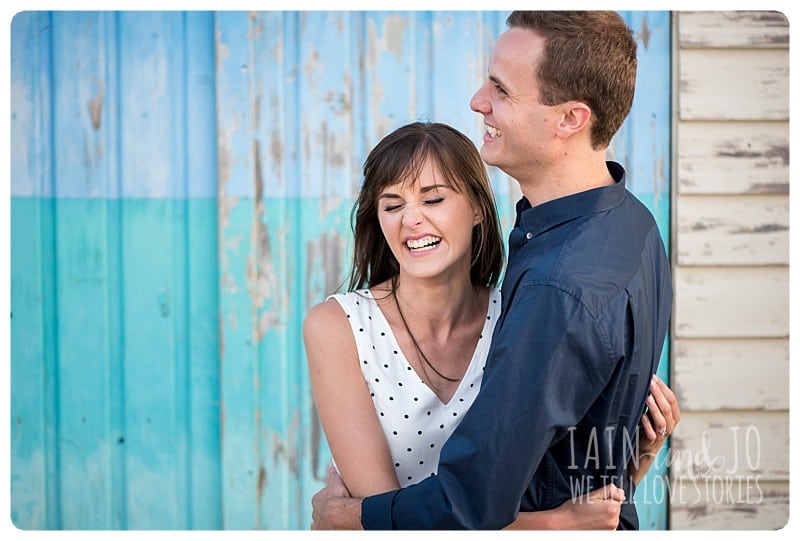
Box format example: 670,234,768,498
506,11,637,150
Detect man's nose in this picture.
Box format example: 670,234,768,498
470,84,489,114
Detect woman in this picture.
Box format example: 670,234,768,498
304,122,678,529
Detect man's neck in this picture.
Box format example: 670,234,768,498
517,153,614,207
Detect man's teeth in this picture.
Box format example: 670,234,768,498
487,126,501,138
407,236,442,250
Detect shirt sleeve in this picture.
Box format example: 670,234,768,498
360,282,618,529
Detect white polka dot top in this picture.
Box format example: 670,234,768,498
329,287,501,488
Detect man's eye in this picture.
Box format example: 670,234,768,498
495,85,507,96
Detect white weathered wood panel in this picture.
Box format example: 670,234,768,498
670,481,788,530
673,267,788,338
679,49,788,120
676,195,788,265
679,11,789,48
671,11,790,532
673,338,788,410
670,411,788,480
677,121,788,195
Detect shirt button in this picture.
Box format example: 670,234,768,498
525,232,533,240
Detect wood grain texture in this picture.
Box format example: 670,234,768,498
678,11,788,48
670,481,788,530
673,267,788,338
670,411,788,481
676,194,788,265
677,121,788,195
670,10,790,532
679,49,788,121
672,338,788,410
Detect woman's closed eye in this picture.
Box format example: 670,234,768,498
423,197,444,205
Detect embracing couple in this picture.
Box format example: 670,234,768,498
303,10,678,530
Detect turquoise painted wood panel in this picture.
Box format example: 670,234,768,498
11,11,221,529
11,10,671,530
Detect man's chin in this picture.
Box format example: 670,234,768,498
479,148,501,168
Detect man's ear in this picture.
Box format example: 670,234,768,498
555,101,592,140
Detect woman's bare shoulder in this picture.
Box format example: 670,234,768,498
304,296,349,335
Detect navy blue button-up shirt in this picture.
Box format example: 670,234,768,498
360,162,672,529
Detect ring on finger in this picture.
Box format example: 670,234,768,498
659,428,668,436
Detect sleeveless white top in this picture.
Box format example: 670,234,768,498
329,287,501,487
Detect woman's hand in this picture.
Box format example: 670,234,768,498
504,484,625,530
629,374,682,484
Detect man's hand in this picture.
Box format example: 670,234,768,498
311,465,364,530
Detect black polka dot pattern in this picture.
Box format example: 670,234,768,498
327,287,501,487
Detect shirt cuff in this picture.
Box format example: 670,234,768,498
361,489,399,530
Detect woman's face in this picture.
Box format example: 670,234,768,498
376,157,480,284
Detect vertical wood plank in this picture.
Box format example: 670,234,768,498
10,12,58,528
215,11,261,529
50,12,118,529
184,11,223,530
118,12,188,528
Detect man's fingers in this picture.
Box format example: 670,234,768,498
587,483,625,502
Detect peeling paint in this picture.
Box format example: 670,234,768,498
248,12,264,39
271,413,301,478
257,466,267,502
88,80,104,131
731,223,788,234
384,14,409,61
764,144,789,166
637,16,651,50
748,182,789,194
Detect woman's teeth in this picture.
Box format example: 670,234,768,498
407,236,442,251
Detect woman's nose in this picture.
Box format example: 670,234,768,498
401,204,423,227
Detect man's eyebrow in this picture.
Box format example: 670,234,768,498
489,74,508,89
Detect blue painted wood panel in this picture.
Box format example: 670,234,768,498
11,10,671,530
11,12,221,529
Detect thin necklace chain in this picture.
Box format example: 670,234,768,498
392,290,461,383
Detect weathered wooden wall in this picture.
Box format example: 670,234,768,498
670,10,789,529
10,10,671,530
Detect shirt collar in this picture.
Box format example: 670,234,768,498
514,161,627,237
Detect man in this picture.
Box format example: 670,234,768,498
312,11,673,529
